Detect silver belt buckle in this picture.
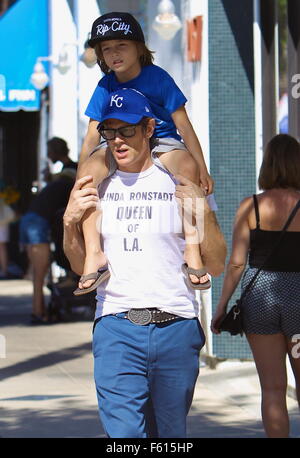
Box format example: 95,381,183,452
127,308,152,325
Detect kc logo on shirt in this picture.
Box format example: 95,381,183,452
110,94,123,108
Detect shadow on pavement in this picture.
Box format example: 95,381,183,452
0,403,104,438
0,342,92,382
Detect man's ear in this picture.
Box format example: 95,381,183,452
146,118,155,138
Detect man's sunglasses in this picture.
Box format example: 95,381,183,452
97,121,142,140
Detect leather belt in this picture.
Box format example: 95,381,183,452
124,308,180,326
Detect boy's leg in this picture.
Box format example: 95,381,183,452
76,148,109,290
159,149,210,287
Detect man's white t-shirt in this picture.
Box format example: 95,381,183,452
95,164,200,319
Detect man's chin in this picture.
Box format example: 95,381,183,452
115,156,128,165
114,156,132,171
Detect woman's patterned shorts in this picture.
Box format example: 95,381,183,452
241,268,300,338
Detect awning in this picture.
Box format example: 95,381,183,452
0,0,49,112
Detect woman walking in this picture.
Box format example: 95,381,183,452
211,134,300,438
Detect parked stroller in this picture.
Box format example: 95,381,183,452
47,208,96,322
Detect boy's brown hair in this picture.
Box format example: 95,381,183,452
258,134,300,190
95,41,155,74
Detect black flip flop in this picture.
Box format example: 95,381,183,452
182,263,211,290
73,268,110,296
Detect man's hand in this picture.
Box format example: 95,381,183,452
63,176,99,225
175,174,206,218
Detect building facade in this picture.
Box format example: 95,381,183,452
0,0,295,362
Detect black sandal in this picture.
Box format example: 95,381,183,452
73,268,110,296
182,263,211,290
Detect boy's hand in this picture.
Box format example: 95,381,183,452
199,171,214,195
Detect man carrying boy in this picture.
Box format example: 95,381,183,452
63,89,226,438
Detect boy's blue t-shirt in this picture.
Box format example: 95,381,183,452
85,64,187,141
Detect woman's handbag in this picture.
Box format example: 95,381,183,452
219,198,300,336
218,299,244,336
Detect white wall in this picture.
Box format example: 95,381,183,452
186,0,212,357
147,0,210,166
147,0,183,89
181,0,210,169
49,0,78,162
147,0,212,356
49,0,102,163
76,0,102,153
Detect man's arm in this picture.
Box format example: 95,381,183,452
175,174,227,277
199,204,227,276
211,197,251,333
63,176,99,274
63,220,85,275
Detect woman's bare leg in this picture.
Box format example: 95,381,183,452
247,333,289,437
0,242,8,276
77,148,109,289
27,243,50,319
159,149,209,286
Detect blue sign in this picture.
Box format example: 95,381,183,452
0,0,49,111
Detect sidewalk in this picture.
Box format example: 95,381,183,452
0,279,299,438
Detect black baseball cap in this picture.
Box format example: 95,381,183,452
88,12,145,48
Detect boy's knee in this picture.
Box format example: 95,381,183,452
177,151,199,182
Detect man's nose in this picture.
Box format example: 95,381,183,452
113,134,125,144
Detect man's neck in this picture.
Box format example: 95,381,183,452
118,156,153,174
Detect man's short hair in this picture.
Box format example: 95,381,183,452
47,137,69,157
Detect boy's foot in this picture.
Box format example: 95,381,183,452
196,273,211,288
182,264,211,290
79,251,108,289
73,267,110,296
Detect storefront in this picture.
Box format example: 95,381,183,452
0,0,49,213
1,0,295,364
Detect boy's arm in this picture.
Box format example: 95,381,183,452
171,106,214,194
78,119,101,166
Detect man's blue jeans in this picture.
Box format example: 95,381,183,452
93,313,205,438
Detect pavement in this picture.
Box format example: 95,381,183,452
0,278,299,439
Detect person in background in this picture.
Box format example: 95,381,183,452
0,194,16,279
211,134,300,438
42,137,78,184
47,137,77,171
0,221,9,278
20,165,76,324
